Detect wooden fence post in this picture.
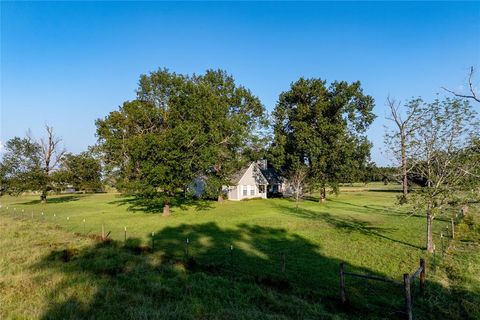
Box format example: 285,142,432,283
451,218,455,239
124,227,127,243
403,273,413,320
440,232,444,256
419,258,426,295
339,262,347,305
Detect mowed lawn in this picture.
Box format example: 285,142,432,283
0,186,433,278
2,185,476,319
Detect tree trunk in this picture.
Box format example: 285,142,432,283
162,202,170,217
401,136,408,203
40,190,47,203
426,204,434,253
217,194,224,203
319,187,326,203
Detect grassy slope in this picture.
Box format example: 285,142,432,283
1,186,478,319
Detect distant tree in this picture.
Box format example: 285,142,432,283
0,136,43,196
39,126,66,202
384,97,428,203
54,152,102,192
271,78,375,202
288,161,308,209
409,98,479,253
0,126,65,202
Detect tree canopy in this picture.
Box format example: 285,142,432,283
96,69,266,213
270,78,375,201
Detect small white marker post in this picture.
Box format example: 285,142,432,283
151,232,155,250
124,226,127,243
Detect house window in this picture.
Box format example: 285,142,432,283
251,187,255,195
243,186,247,196
259,185,265,193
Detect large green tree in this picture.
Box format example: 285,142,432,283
271,78,375,202
54,152,102,192
96,69,266,214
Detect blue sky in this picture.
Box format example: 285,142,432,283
1,1,479,166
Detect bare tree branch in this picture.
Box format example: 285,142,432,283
442,66,480,103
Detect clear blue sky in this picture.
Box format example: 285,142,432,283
1,1,479,166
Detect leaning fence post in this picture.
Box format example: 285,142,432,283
419,258,426,295
339,262,347,305
403,273,413,320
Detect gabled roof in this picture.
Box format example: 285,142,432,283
230,166,251,184
230,162,268,185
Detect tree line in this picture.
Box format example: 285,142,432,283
1,68,479,249
0,69,379,213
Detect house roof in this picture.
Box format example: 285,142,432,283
230,162,268,185
230,166,251,184
260,166,284,185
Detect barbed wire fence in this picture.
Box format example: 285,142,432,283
0,202,472,319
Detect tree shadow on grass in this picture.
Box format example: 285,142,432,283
108,195,214,213
20,195,83,205
33,222,417,320
273,203,425,250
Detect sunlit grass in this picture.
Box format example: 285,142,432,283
1,185,478,319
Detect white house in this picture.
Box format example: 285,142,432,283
225,162,268,200
190,160,291,201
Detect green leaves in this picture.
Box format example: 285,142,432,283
54,152,102,192
96,69,266,205
271,77,375,195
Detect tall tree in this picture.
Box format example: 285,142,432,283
384,97,427,203
96,69,266,214
271,78,375,202
409,98,479,253
39,126,65,202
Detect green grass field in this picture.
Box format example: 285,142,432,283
1,185,479,319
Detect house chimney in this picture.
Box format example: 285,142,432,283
257,159,267,170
